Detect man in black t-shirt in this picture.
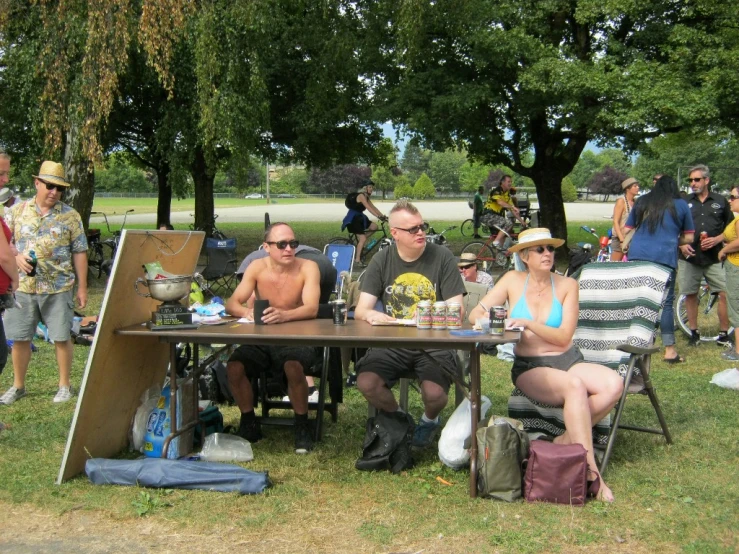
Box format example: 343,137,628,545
678,165,734,347
354,200,466,451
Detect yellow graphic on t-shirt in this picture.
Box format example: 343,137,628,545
385,272,437,319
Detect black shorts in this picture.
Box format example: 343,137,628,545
511,345,583,386
347,213,370,234
228,344,319,380
356,348,459,392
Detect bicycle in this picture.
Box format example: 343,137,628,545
675,280,735,342
579,226,611,262
87,209,134,278
425,224,458,247
460,225,518,276
460,219,491,237
328,220,393,265
190,213,228,240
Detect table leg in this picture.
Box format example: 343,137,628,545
162,342,179,458
468,344,481,498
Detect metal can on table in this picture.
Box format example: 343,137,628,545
446,302,462,329
431,301,447,330
417,300,432,329
489,306,506,335
332,300,347,325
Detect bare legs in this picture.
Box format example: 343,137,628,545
515,362,623,502
355,223,378,263
357,372,447,420
226,360,309,415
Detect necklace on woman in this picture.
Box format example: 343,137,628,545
529,278,549,297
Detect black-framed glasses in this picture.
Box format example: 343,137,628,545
729,195,739,201
688,177,703,183
532,245,556,254
42,181,64,192
266,239,299,250
393,222,430,235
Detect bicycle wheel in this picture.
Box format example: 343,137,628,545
675,288,722,341
460,219,475,237
87,243,105,278
328,237,353,246
461,242,499,273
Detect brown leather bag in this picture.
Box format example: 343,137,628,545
523,440,588,506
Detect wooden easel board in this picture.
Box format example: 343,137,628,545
57,230,204,483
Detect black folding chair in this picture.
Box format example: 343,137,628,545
200,237,238,296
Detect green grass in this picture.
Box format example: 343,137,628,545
0,220,736,552
90,196,340,215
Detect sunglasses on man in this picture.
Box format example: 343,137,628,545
458,264,475,270
393,222,430,235
729,195,739,201
266,239,299,250
687,177,704,183
42,181,64,192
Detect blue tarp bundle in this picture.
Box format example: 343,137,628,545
85,458,271,495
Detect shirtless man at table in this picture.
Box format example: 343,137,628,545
225,222,321,454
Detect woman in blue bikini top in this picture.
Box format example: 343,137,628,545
468,228,623,503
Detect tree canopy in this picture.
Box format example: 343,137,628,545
364,0,736,243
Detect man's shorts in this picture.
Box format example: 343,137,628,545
4,290,74,342
724,262,739,328
355,348,459,392
228,344,319,380
347,214,371,234
677,260,726,295
480,212,512,233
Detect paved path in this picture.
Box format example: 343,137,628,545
98,201,613,226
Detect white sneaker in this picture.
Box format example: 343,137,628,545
0,386,26,405
307,390,320,404
53,386,75,403
280,394,290,402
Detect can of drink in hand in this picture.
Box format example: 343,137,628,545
489,306,506,335
417,300,432,329
446,302,462,329
431,301,447,330
332,300,347,325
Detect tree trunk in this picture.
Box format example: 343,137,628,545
156,160,172,228
531,169,569,257
64,127,95,229
191,145,215,236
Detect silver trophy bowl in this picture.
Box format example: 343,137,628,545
135,274,200,303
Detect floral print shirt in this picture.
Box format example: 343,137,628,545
5,200,87,294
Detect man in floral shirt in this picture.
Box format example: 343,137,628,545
0,161,88,405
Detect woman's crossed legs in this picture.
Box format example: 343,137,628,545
515,362,623,502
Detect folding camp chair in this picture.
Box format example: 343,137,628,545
507,261,673,473
254,249,343,441
324,243,355,298
200,237,239,296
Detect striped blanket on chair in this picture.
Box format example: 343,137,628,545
508,261,671,444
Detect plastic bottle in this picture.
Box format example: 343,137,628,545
366,238,378,250
27,250,37,277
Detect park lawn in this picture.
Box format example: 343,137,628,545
91,196,341,215
1,220,734,553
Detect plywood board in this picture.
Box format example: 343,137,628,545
58,230,204,483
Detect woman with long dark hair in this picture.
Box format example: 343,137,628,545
624,176,694,363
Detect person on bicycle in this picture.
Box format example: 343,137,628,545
481,174,526,249
342,179,387,267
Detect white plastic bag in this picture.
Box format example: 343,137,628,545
710,368,739,390
200,432,254,462
130,385,161,452
496,342,516,362
438,396,492,470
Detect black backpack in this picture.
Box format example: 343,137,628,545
355,410,415,474
345,192,362,210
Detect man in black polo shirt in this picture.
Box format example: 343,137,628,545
678,165,734,347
